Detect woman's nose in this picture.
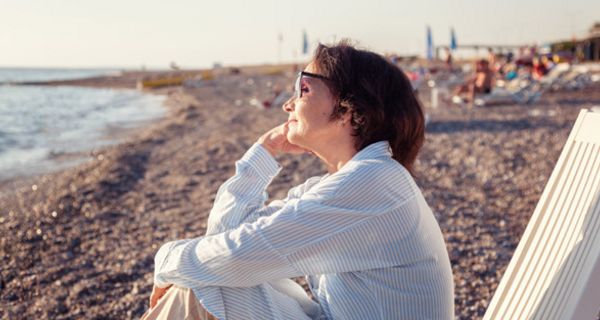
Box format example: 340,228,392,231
282,97,295,113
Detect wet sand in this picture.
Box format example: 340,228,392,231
1,67,599,319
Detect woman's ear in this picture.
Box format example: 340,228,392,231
336,102,352,124
338,113,352,127
340,109,352,125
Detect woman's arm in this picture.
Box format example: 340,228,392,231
206,143,321,235
206,143,281,235
206,123,311,235
154,167,421,289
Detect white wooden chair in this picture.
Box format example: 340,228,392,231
484,109,600,320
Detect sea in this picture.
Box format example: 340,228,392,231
0,68,166,181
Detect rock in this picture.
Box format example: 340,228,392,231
6,292,18,301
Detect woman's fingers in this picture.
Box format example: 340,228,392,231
150,289,163,308
282,141,307,154
149,285,172,308
282,121,290,136
258,122,313,156
277,123,307,154
149,287,160,308
259,123,301,156
149,291,158,308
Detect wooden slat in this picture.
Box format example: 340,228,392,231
484,110,600,320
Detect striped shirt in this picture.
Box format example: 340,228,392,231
154,141,455,319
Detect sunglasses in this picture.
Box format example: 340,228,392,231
294,71,331,98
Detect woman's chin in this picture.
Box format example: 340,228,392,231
287,132,306,148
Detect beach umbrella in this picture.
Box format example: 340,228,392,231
450,27,457,51
302,30,309,55
426,26,434,60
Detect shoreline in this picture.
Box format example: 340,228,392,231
0,114,167,198
0,82,170,191
1,67,600,319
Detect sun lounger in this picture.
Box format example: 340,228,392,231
483,109,600,319
474,63,593,107
473,84,540,107
471,73,544,107
539,63,571,88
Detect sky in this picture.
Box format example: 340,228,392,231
1,0,599,69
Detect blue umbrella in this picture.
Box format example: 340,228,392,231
450,28,457,51
426,26,434,60
302,30,309,55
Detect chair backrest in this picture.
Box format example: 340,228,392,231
484,109,600,320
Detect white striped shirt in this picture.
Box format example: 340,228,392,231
154,141,454,319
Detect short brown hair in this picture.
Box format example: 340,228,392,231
312,40,425,175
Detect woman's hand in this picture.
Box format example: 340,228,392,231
149,284,172,308
258,122,309,157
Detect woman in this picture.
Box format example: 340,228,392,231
145,41,454,319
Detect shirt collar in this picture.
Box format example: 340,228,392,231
320,140,392,181
350,140,392,162
319,141,392,180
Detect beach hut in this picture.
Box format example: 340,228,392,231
550,22,600,62
581,22,600,61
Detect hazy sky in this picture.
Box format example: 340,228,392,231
1,0,598,68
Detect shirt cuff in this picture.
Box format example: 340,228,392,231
240,143,282,182
154,279,171,289
153,240,181,288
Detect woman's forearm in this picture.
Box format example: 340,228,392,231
206,143,282,235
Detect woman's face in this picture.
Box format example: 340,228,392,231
282,62,341,150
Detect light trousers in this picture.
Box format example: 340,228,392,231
140,287,218,320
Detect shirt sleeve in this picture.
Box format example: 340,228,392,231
206,143,319,235
154,171,417,289
206,143,281,235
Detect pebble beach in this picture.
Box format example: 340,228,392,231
1,67,599,319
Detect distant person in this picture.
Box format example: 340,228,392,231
541,55,555,70
487,48,497,71
516,46,533,68
506,51,514,64
453,59,494,104
444,47,454,70
532,57,549,80
503,63,519,81
142,40,454,319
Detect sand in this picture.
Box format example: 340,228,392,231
1,67,599,319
